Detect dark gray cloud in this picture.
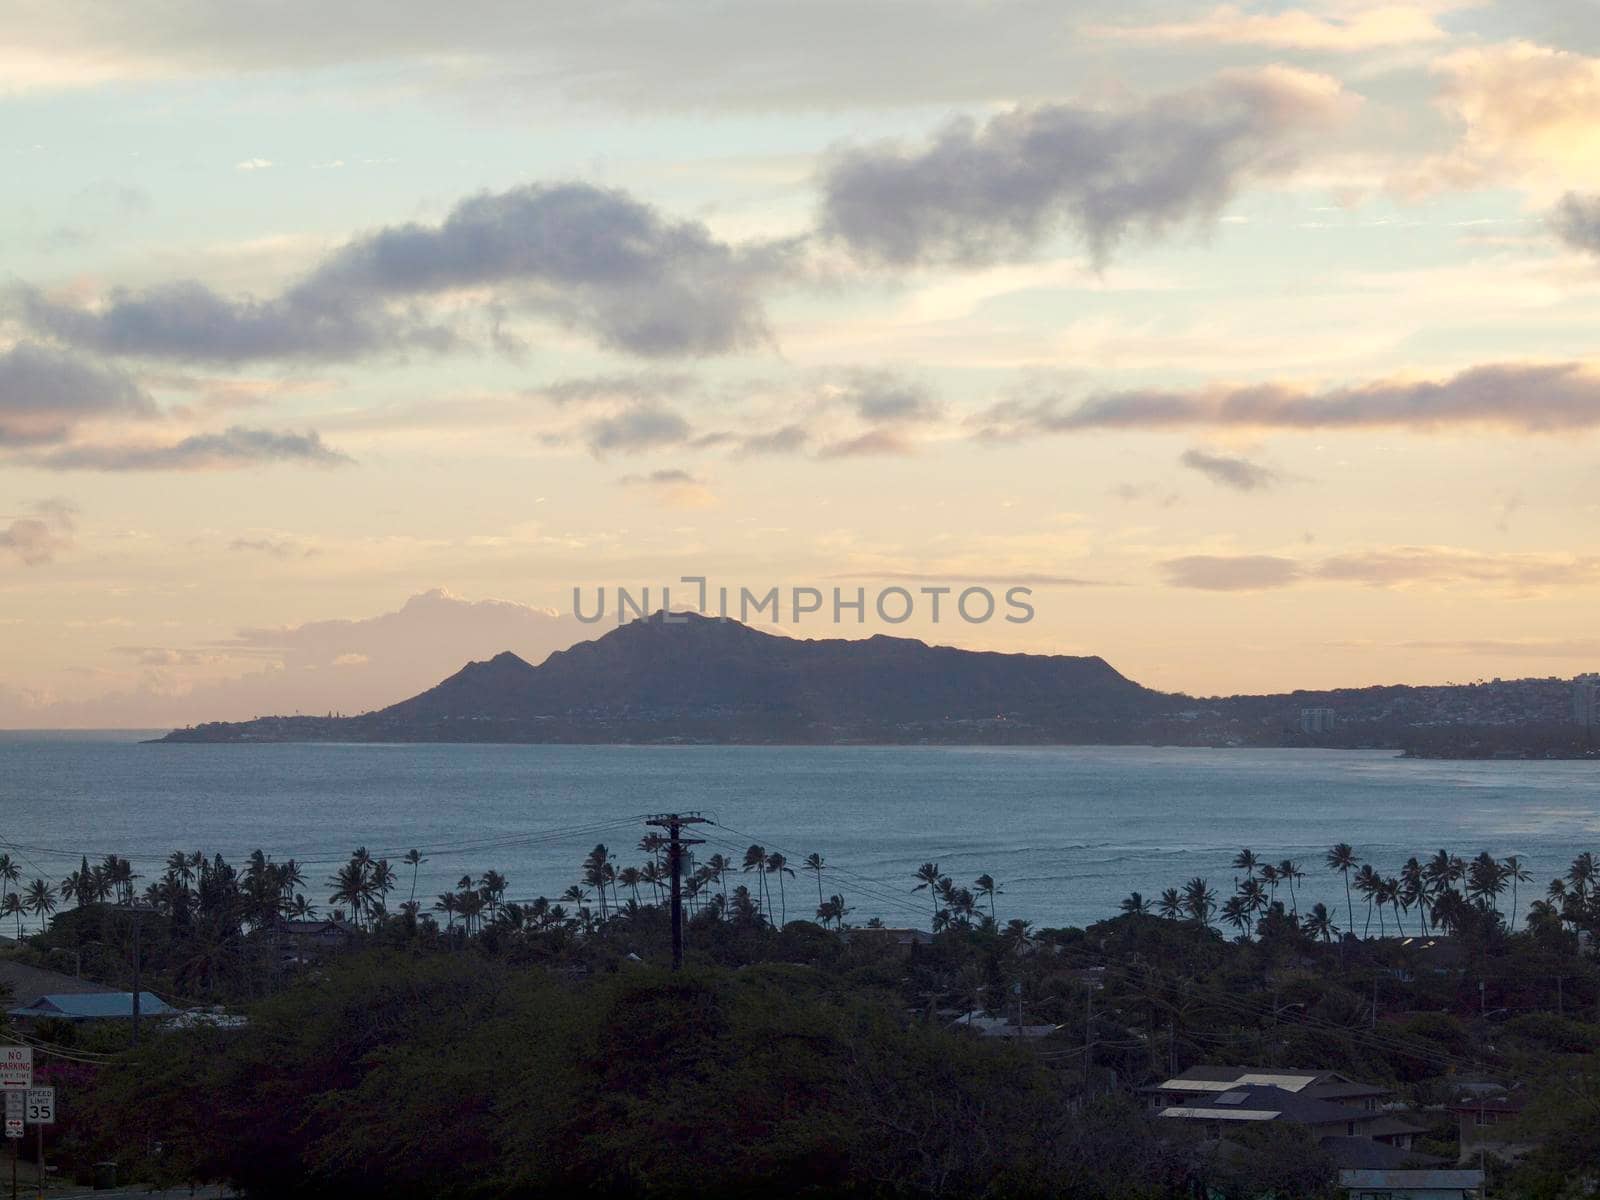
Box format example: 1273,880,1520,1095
1552,192,1600,254
35,426,351,471
821,67,1346,267
1179,447,1281,491
0,342,155,445
977,361,1600,437
583,405,695,456
834,370,942,423
0,498,78,567
13,279,443,364
13,184,787,363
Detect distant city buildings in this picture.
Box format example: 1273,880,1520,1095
1300,706,1337,735
1573,674,1600,727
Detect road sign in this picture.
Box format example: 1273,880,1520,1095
23,1089,52,1126
0,1047,30,1091
3,1120,19,1139
5,1089,23,1137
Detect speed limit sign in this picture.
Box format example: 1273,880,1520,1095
24,1088,53,1126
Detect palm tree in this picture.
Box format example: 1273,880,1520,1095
1277,860,1302,917
1303,902,1338,943
973,874,1002,922
22,878,55,929
1398,864,1425,935
618,866,643,905
1119,892,1151,916
1566,852,1594,903
1,892,21,940
403,849,427,904
329,860,370,929
742,845,772,918
911,862,942,929
1503,855,1532,928
1157,887,1184,920
1182,877,1215,927
703,853,731,915
1220,895,1251,938
477,870,507,919
765,853,795,925
1353,864,1381,937
1239,877,1268,922
817,893,851,929
1231,848,1258,880
803,853,826,909
1467,851,1504,912
1327,843,1358,934
288,894,317,920
1259,863,1280,908
0,854,18,906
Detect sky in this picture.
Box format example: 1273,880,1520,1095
5,0,1600,727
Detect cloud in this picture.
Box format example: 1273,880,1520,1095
827,369,943,424
1162,554,1303,591
834,569,1112,586
234,158,273,171
13,183,787,363
1179,447,1282,491
618,467,715,508
975,361,1600,437
583,405,694,457
0,342,155,445
816,428,917,458
33,426,351,471
1163,547,1600,591
1090,4,1452,51
819,66,1352,267
1,589,597,729
0,498,77,566
733,424,810,457
530,371,697,407
229,536,314,558
1552,191,1600,253
1401,42,1600,195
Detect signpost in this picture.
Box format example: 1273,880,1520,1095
0,1049,29,1092
22,1090,51,1200
4,1090,21,1200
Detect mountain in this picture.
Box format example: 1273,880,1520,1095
155,613,1166,744
154,613,1597,754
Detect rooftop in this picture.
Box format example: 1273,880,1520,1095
8,992,177,1020
1337,1168,1484,1189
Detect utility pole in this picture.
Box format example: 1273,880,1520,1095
129,899,154,1048
1083,989,1093,1094
644,814,706,970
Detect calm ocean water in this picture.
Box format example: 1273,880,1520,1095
1,733,1596,932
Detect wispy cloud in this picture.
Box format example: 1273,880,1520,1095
0,498,78,567
33,427,351,471
1164,547,1600,592
976,361,1600,437
1179,447,1283,491
1090,4,1452,51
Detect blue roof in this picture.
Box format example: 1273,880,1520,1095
8,992,176,1019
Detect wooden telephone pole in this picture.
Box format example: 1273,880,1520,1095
645,814,707,970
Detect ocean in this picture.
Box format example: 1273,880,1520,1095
1,733,1595,933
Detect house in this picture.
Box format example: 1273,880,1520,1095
1148,1066,1432,1170
7,992,176,1023
1448,1095,1531,1159
840,927,934,950
0,959,119,1011
1144,1065,1389,1113
273,916,358,963
1336,1168,1483,1198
